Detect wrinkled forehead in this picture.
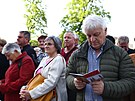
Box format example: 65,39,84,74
85,27,104,35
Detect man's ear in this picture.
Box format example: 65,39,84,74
25,37,29,42
14,49,18,53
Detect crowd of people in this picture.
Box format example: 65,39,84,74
0,14,135,101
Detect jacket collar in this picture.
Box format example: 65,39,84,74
14,52,27,62
76,39,114,58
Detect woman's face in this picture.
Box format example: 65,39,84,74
44,39,57,56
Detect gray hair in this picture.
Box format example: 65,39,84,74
118,36,129,44
82,15,107,34
64,31,75,38
2,43,21,54
45,36,62,54
74,33,79,40
19,31,31,41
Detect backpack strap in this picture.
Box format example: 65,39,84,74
18,56,24,69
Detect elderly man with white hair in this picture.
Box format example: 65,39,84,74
66,15,135,101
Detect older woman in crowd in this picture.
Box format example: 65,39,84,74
0,43,35,101
20,36,67,101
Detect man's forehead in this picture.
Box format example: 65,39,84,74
18,33,24,37
39,38,45,40
64,33,74,38
86,27,103,33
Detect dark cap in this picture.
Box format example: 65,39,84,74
38,35,47,41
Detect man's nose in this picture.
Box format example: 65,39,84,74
90,36,96,42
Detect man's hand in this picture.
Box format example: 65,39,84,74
91,80,104,95
74,78,86,90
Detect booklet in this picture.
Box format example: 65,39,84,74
69,69,103,83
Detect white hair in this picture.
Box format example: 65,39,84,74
64,31,76,38
82,15,107,34
2,43,21,54
74,33,79,40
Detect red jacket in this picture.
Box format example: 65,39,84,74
0,52,35,101
61,46,78,64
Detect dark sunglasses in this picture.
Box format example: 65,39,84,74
45,43,54,46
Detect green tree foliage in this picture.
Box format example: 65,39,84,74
30,40,39,47
23,0,47,36
60,0,111,44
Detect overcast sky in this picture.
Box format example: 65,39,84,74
0,0,135,47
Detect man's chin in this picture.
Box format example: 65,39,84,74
16,42,20,44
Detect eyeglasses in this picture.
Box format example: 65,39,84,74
5,52,13,59
45,43,54,46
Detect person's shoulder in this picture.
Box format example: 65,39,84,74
56,54,64,59
23,44,34,50
56,54,66,62
128,48,135,54
21,52,33,60
23,55,36,67
113,46,131,60
74,41,88,54
73,46,78,50
0,53,6,58
112,45,124,51
24,45,36,56
23,54,33,62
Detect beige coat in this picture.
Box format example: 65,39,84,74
29,54,67,101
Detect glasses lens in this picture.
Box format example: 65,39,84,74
45,43,53,46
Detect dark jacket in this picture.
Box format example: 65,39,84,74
0,52,35,101
0,53,9,80
22,44,39,67
0,53,9,101
66,39,135,101
127,48,135,54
